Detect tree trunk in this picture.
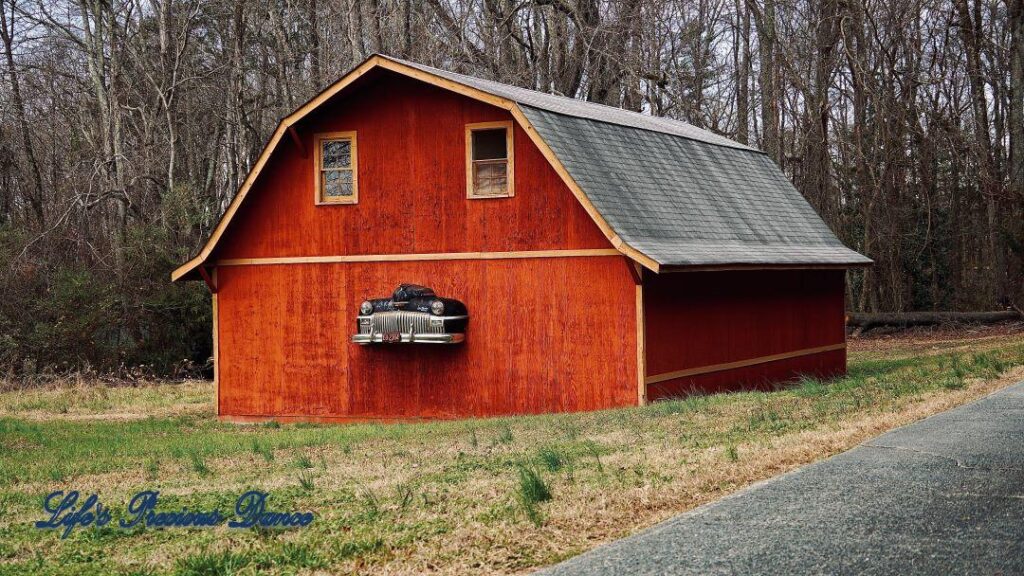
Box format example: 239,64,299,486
747,0,779,162
0,0,44,225
309,0,321,88
734,0,750,144
1009,0,1023,202
801,0,839,221
955,0,1007,303
347,0,365,60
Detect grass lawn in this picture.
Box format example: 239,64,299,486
1,330,1023,575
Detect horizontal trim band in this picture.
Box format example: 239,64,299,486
645,343,846,385
216,249,621,266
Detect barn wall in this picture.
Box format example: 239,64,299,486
216,257,638,419
207,70,638,419
643,269,846,399
214,71,611,259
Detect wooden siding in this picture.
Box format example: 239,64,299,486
643,270,846,399
214,71,610,260
216,258,637,419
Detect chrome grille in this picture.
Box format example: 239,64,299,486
360,311,443,335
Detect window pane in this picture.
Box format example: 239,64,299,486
473,160,507,196
321,139,351,168
322,169,353,198
472,128,507,160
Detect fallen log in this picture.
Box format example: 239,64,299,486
847,310,1022,330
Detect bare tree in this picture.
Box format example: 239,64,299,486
0,0,1020,373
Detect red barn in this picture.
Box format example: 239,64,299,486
173,55,870,422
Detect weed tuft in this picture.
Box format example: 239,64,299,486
250,439,274,462
582,440,605,473
496,425,514,445
294,453,314,469
395,482,415,510
257,542,327,569
361,487,382,521
794,376,827,397
189,453,211,477
557,419,581,440
537,447,566,472
335,538,386,560
144,459,160,480
516,466,552,526
175,549,249,576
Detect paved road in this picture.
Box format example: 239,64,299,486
539,381,1024,575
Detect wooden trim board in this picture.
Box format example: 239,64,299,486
220,413,432,425
465,120,515,198
313,131,358,205
211,268,220,417
216,249,622,267
636,283,647,405
645,343,846,385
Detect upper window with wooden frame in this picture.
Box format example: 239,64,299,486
466,121,514,198
314,131,358,204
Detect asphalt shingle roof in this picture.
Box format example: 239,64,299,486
390,57,870,268
388,57,755,152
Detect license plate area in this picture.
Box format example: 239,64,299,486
382,331,402,344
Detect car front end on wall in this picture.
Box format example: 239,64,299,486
352,284,468,345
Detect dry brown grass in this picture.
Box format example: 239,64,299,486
1,332,1023,575
848,321,1024,359
0,378,211,421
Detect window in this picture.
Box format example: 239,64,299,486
466,121,514,198
315,131,358,204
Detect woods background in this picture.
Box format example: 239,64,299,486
0,0,1021,375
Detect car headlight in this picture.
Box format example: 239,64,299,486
430,300,445,315
360,301,373,315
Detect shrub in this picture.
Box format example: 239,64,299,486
0,221,213,380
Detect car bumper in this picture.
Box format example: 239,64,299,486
351,333,465,345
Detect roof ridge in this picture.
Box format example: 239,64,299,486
517,103,767,156
377,54,760,153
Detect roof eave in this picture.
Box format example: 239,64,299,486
172,256,204,281
656,261,873,273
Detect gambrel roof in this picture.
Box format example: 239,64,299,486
173,55,869,281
